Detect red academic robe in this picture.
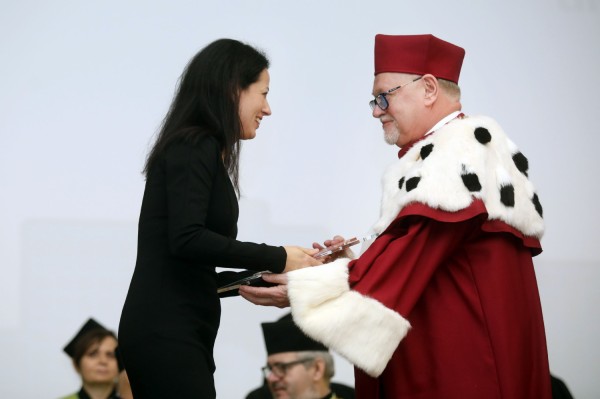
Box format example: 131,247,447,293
349,201,551,398
287,115,552,399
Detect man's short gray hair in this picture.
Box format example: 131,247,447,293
297,351,335,380
438,78,461,101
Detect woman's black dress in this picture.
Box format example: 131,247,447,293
119,135,286,398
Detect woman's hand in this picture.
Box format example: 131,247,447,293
240,246,323,308
283,246,321,272
239,273,290,308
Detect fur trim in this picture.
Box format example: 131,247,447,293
288,261,411,377
373,115,544,238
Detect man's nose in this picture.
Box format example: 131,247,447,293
372,105,385,118
266,372,280,383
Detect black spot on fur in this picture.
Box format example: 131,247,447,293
406,177,421,192
398,177,405,190
512,152,529,177
461,173,482,192
500,184,515,207
420,144,434,160
532,193,543,217
474,127,492,144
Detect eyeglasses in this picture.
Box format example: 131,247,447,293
369,76,423,111
261,357,315,379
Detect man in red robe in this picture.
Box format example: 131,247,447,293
242,34,552,399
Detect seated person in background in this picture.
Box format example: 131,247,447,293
60,318,120,399
551,374,574,399
246,313,354,399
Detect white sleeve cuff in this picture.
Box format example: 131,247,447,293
287,260,411,377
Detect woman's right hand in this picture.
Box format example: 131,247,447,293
283,246,321,272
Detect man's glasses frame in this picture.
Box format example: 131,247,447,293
369,76,423,111
261,357,315,379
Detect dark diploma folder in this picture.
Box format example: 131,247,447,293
217,270,275,297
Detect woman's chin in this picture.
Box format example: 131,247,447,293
241,131,257,140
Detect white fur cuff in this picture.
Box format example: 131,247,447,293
288,261,411,377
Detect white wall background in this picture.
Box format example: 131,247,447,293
1,0,599,398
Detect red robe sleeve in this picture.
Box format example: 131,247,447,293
287,199,544,381
348,208,486,316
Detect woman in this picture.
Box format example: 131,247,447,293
61,319,120,399
118,38,319,398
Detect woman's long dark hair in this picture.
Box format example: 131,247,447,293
143,38,270,194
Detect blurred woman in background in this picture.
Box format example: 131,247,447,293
61,318,120,399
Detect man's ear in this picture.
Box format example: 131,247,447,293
312,358,326,381
422,74,439,105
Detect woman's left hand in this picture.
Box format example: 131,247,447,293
239,273,289,308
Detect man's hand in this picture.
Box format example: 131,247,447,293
239,273,290,308
312,235,355,262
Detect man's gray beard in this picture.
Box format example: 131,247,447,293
384,130,399,145
295,386,320,399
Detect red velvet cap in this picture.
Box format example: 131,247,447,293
374,34,465,83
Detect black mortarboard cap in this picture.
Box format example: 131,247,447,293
261,313,328,355
63,318,107,358
63,318,124,371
